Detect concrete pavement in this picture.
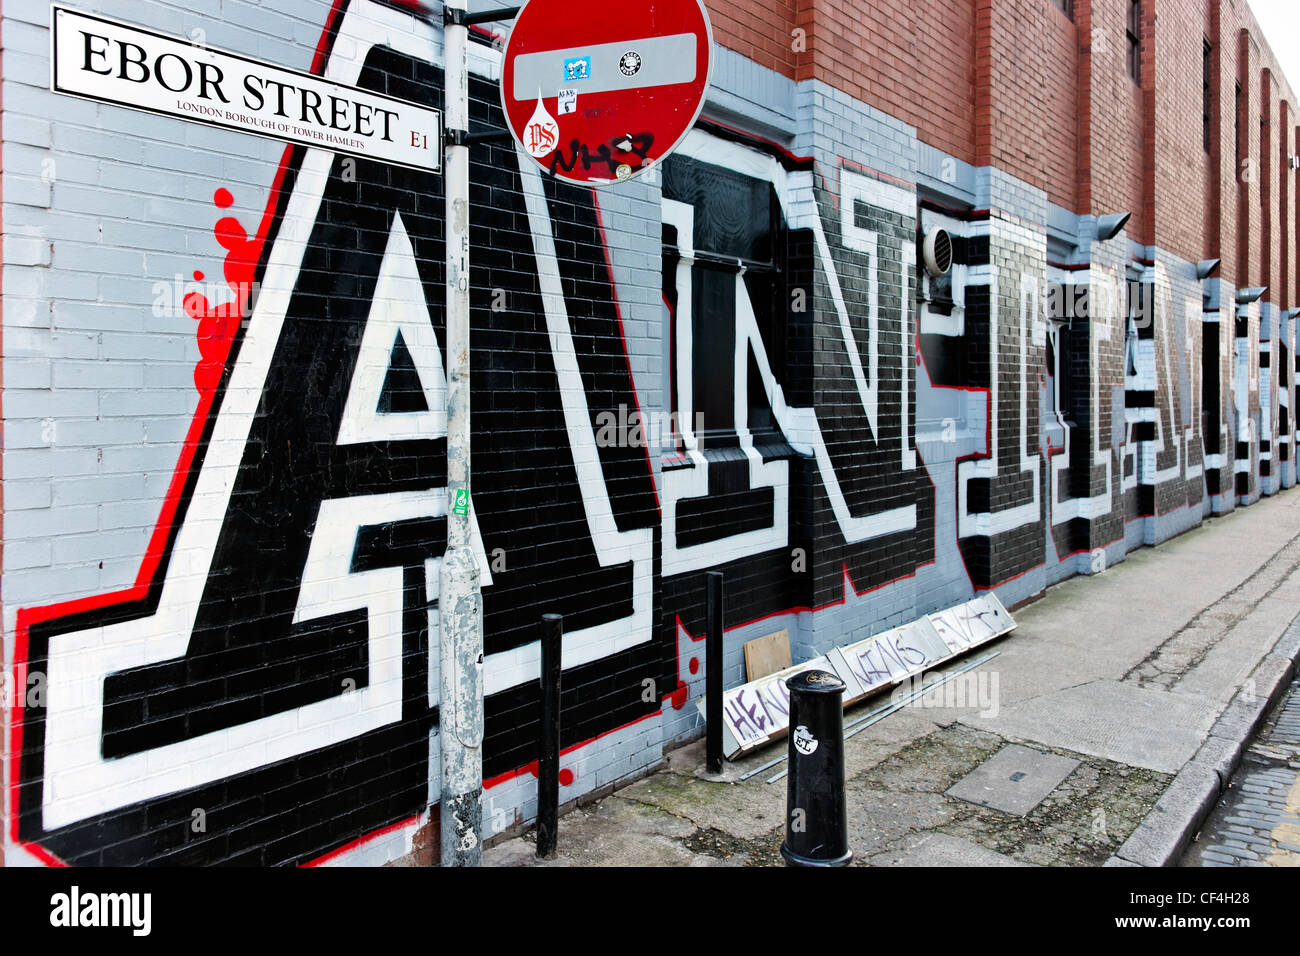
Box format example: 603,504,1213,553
484,489,1300,867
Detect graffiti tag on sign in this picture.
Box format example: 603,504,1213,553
722,686,774,746
830,620,950,693
700,656,858,756
549,132,654,179
929,594,1015,654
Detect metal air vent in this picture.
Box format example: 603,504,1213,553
922,227,953,277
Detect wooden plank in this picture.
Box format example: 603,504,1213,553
744,629,792,682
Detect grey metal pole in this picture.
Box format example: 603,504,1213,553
439,0,485,867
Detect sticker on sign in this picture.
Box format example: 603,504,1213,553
501,0,713,186
523,95,561,158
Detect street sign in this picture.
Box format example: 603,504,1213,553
50,5,440,172
500,0,713,186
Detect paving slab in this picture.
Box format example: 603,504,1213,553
484,792,705,867
967,680,1215,774
872,833,1032,867
946,744,1080,816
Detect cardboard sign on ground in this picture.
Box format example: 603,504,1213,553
929,593,1015,653
828,618,952,702
699,654,857,756
744,629,792,682
699,594,1017,759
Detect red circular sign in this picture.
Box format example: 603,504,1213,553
501,0,713,186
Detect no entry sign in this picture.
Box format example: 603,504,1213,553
500,0,713,186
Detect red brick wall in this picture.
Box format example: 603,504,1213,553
1205,0,1223,271
1236,28,1259,291
1279,100,1291,309
1284,101,1294,310
1042,6,1080,211
705,0,798,78
1208,0,1240,288
793,0,977,165
1151,0,1208,263
1254,18,1300,308
975,0,1079,209
916,0,980,164
709,0,1300,302
1081,0,1147,240
1261,70,1275,294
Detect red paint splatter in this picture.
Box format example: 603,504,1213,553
521,760,573,786
184,190,263,395
688,657,699,675
670,682,688,710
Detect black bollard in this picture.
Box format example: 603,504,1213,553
780,669,852,867
705,572,724,774
536,613,562,858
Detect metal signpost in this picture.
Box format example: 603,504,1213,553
439,0,712,866
439,0,484,869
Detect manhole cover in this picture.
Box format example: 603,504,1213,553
946,744,1080,816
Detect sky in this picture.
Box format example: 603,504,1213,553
1248,0,1300,96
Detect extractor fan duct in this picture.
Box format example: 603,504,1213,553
922,226,953,277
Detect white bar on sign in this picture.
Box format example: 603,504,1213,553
511,33,698,101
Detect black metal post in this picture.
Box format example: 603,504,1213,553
705,571,724,774
780,670,852,867
445,5,521,26
462,5,521,25
536,613,562,858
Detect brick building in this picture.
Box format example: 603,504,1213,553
1,0,1297,866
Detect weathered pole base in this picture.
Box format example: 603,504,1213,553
779,843,854,868
440,788,484,867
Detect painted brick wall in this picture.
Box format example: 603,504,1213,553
3,0,1300,868
1,0,671,867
